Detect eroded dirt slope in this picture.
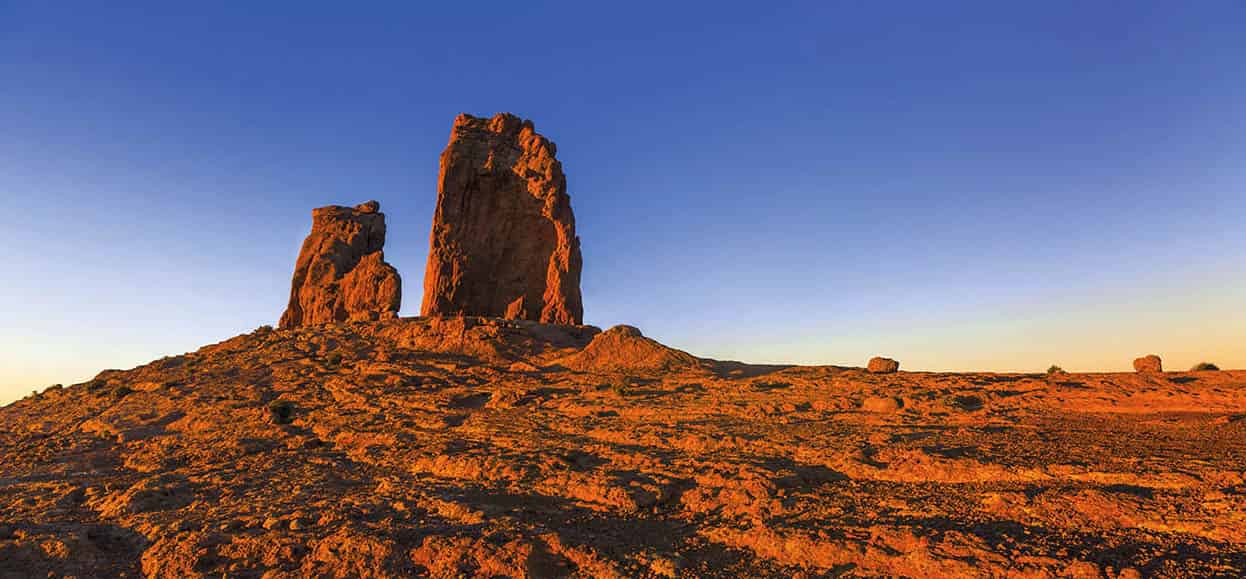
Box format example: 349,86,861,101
2,317,1244,578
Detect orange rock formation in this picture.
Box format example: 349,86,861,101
1134,354,1163,373
867,356,899,373
279,201,401,329
420,113,583,325
4,116,1244,578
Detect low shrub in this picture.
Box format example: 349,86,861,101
268,400,296,425
1190,362,1220,371
949,395,984,411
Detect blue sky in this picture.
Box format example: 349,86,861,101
2,2,1244,402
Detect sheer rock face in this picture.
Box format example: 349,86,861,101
279,201,401,329
421,113,583,325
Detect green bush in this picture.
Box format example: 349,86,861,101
1190,362,1220,371
1046,365,1065,375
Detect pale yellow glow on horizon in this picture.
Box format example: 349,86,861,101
682,268,1246,375
3,270,1242,406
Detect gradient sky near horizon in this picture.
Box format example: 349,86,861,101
3,2,1244,404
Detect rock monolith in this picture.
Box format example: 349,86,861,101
421,113,583,325
279,201,401,329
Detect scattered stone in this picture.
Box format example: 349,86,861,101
279,201,401,329
93,475,193,518
868,357,900,374
508,360,540,373
420,113,583,325
647,554,682,578
861,396,902,413
1133,355,1162,373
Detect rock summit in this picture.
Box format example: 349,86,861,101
420,113,584,325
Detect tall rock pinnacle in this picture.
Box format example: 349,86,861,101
420,113,584,325
279,201,402,328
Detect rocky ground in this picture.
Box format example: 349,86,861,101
2,317,1244,578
